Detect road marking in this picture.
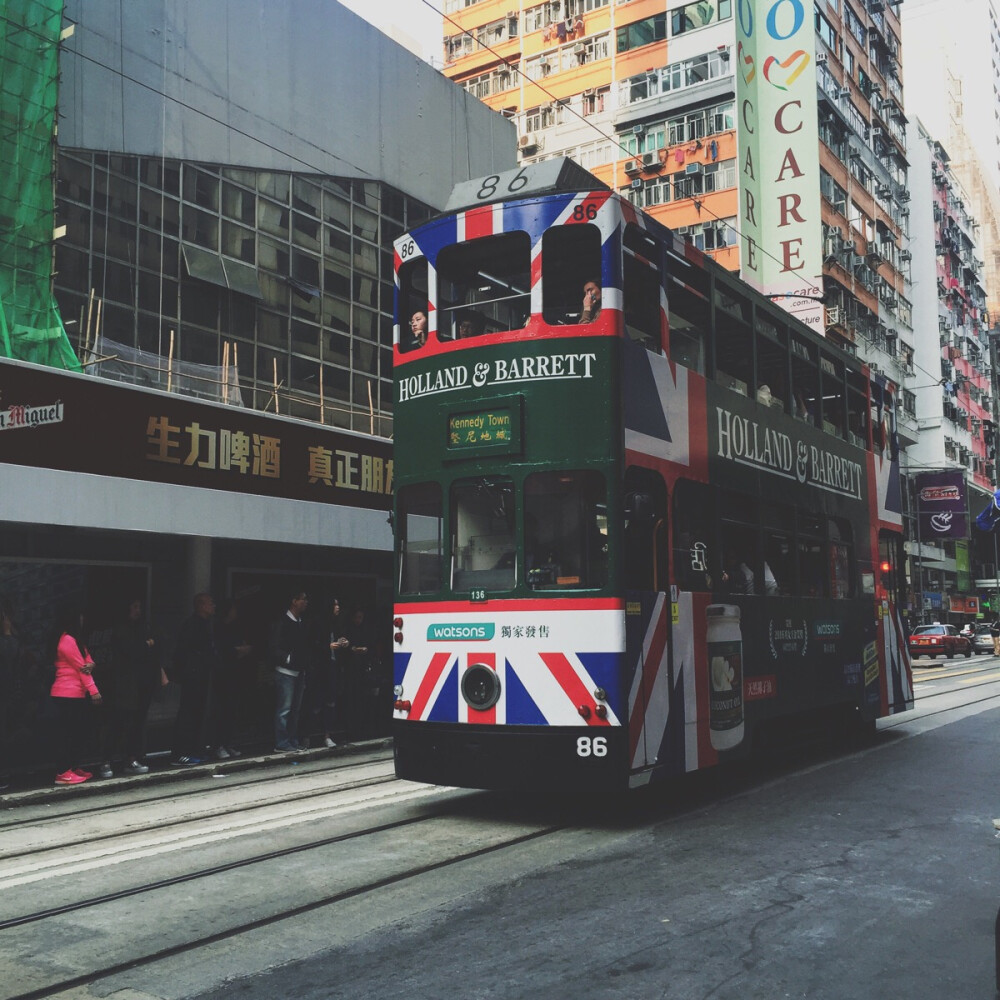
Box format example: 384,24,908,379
960,671,1000,685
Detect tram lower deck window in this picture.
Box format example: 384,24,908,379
451,477,516,593
525,471,607,589
397,483,443,595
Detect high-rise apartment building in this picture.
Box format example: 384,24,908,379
442,0,914,439
902,0,1000,317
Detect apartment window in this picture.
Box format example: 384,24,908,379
671,0,731,36
616,14,666,52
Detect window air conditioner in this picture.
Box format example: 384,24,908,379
826,306,842,326
871,127,884,138
518,134,537,150
837,87,851,99
816,52,828,65
624,159,641,176
641,151,657,167
631,178,643,190
632,124,645,135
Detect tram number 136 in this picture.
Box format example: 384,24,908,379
576,736,608,758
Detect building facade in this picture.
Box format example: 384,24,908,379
0,0,515,776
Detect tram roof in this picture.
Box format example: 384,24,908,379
443,158,610,214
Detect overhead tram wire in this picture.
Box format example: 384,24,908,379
424,0,969,400
21,10,950,396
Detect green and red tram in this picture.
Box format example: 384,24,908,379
390,159,911,791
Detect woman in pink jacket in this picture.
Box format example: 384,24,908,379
50,606,102,785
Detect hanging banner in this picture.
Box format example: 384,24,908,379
916,470,968,540
735,0,824,330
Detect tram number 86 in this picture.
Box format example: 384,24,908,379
576,736,608,758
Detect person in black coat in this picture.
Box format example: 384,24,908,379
100,597,161,776
169,593,218,766
269,591,311,751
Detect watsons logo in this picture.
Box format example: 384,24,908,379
398,352,597,402
427,622,495,641
716,407,863,500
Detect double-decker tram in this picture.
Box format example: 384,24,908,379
390,158,912,791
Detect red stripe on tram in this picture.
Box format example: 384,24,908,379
409,651,452,721
464,204,495,241
540,652,609,727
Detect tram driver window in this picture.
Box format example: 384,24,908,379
437,232,530,337
450,477,516,593
524,471,607,590
398,256,428,353
541,223,602,325
397,482,443,595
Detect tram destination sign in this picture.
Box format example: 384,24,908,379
447,406,515,452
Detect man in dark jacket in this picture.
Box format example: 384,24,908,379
270,591,310,751
169,593,217,766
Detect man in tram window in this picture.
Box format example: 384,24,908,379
722,549,754,595
579,279,602,323
456,311,485,339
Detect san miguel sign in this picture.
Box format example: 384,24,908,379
0,398,65,431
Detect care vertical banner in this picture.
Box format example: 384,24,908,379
916,470,968,540
736,0,824,330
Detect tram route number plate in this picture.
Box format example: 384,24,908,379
576,736,608,758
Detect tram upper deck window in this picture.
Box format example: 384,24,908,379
437,232,530,339
754,311,788,413
819,354,845,438
791,336,818,426
847,369,868,448
398,256,428,353
541,224,602,325
525,470,608,589
397,483,443,595
667,265,710,373
713,284,753,397
451,477,516,594
623,225,663,351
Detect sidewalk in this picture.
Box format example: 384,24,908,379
0,737,394,809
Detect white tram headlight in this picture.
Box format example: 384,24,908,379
461,663,502,711
393,684,404,697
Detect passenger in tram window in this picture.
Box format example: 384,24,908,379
580,280,602,323
405,310,428,350
169,592,217,767
763,561,778,596
722,549,755,595
457,311,485,339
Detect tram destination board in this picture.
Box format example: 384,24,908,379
447,405,517,453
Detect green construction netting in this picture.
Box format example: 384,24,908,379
0,0,79,370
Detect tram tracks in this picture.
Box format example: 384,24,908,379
1,778,566,1000
0,754,397,862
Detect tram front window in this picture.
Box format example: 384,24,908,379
437,232,530,338
451,477,516,593
398,483,443,595
525,471,607,589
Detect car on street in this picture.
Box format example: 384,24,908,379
972,625,995,655
909,624,973,659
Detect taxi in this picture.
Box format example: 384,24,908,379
909,624,973,660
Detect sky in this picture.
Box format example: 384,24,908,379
336,0,443,67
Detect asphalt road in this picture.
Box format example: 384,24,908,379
4,667,1000,1000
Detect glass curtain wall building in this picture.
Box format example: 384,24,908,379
55,153,435,437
